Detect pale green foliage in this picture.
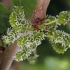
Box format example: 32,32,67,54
2,6,70,62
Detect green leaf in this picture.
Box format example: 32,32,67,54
0,3,10,16
10,0,37,18
0,3,10,35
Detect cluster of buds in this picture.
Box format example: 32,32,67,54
2,6,45,62
2,6,70,62
46,29,70,54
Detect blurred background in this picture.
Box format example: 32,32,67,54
0,0,70,70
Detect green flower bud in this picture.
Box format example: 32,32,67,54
57,11,70,24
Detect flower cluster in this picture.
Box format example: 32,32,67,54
57,11,70,25
2,6,70,62
43,11,70,53
2,6,45,62
2,28,20,44
9,6,32,32
46,29,70,54
15,30,45,61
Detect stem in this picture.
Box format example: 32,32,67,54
44,19,58,25
29,0,50,24
0,41,19,70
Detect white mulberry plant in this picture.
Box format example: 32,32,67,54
2,6,70,63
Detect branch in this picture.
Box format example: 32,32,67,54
0,41,19,70
0,0,50,70
1,0,10,9
29,0,50,24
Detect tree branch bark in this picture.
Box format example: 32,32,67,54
0,0,50,70
1,0,10,9
0,41,19,70
29,0,50,24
